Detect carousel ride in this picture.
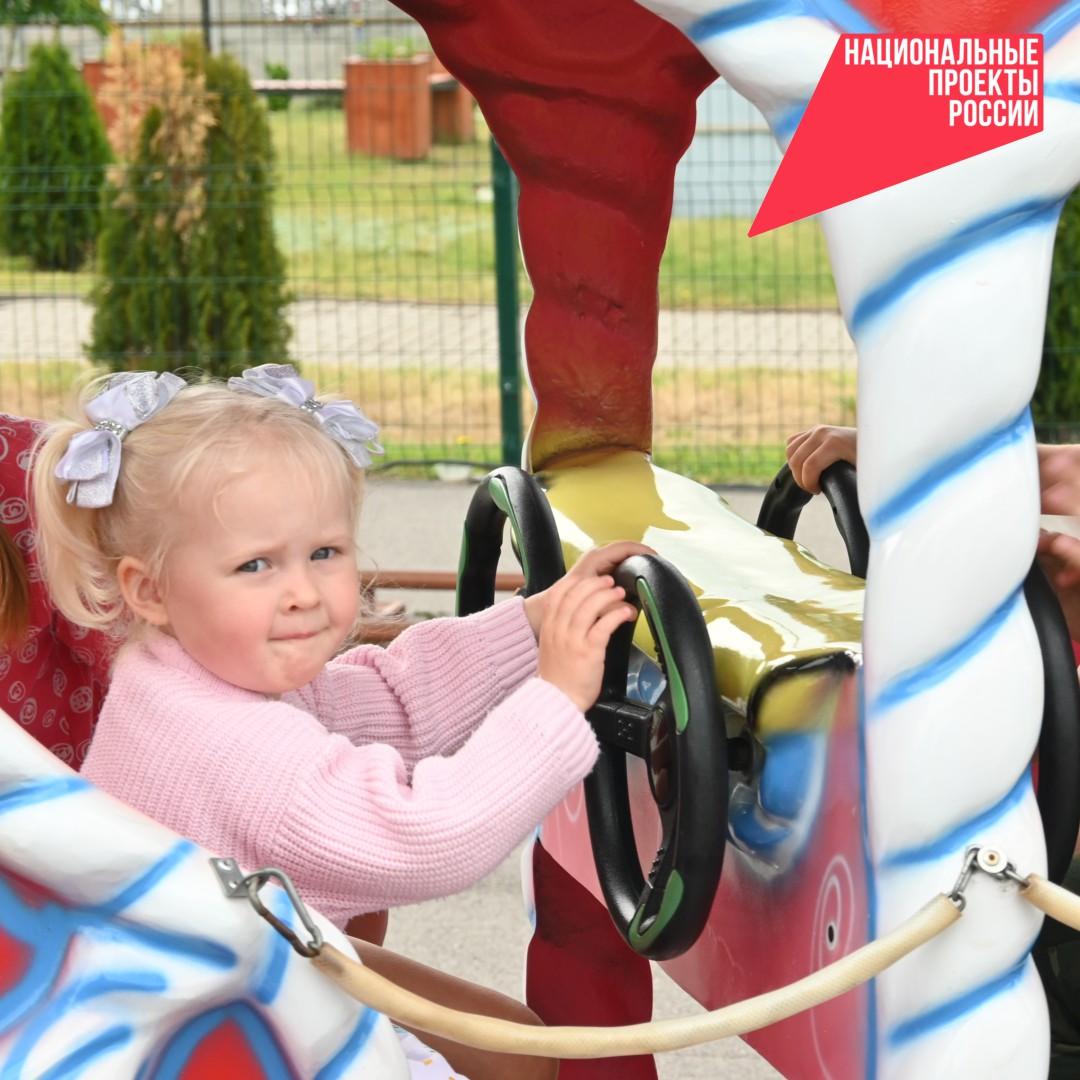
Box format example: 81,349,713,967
4,0,1080,1077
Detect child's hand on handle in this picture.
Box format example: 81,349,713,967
786,425,857,494
1038,443,1080,518
525,541,656,713
1038,529,1080,640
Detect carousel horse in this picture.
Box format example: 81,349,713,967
400,0,1080,1075
4,0,1080,1077
0,718,407,1076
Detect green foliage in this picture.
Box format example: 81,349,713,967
0,0,108,32
263,60,291,112
305,92,341,111
0,43,110,270
358,35,426,60
1036,192,1080,436
90,41,290,376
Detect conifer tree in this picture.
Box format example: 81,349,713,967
0,43,110,270
90,40,290,375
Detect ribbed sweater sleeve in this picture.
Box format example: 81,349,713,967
271,677,597,921
83,632,597,929
287,597,538,764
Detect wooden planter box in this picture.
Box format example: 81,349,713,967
430,56,475,146
344,54,433,161
81,58,115,133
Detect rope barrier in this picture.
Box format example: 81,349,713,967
216,844,1076,1060
309,894,959,1058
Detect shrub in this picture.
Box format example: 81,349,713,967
1036,192,1080,441
89,39,290,376
263,60,291,112
0,43,111,270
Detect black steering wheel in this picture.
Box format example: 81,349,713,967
757,461,1080,887
458,469,728,959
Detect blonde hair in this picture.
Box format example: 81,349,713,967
32,374,365,638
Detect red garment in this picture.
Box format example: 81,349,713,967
0,415,112,767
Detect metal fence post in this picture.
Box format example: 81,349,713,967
490,137,523,466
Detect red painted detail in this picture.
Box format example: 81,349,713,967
391,0,715,468
539,673,867,1078
176,1020,275,1080
0,928,30,998
526,840,657,1080
751,35,1042,235
0,863,65,910
849,0,1058,34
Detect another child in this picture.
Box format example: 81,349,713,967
33,365,647,1080
0,413,111,764
785,424,1080,637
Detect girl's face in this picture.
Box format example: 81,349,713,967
156,458,360,695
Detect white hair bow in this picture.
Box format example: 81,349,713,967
227,363,384,469
54,372,187,509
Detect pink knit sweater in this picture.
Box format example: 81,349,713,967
82,599,598,928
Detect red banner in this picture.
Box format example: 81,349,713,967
749,35,1043,236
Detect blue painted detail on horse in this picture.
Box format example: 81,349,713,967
728,799,793,850
1035,0,1080,51
850,197,1063,336
687,0,877,39
253,888,293,1005
759,732,821,819
0,777,90,816
314,1007,383,1080
91,840,196,918
147,1000,300,1080
0,875,78,1036
4,971,165,1078
36,1024,134,1080
803,0,877,31
881,768,1031,868
688,0,804,40
855,666,877,1080
887,953,1029,1046
872,587,1023,714
1045,80,1080,104
108,920,237,969
772,101,808,141
867,408,1032,536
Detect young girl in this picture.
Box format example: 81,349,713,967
33,365,647,1079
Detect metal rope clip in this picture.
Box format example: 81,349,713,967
211,857,324,958
949,846,1028,910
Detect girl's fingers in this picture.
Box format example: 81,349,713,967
563,583,628,639
574,542,655,579
786,429,810,453
586,604,639,647
546,576,614,638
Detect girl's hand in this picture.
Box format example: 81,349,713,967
523,541,655,639
536,573,637,712
1038,443,1080,517
786,425,857,494
1038,529,1080,639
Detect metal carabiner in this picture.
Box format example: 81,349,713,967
211,857,324,958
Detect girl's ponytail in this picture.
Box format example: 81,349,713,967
32,414,127,635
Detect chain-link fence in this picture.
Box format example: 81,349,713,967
0,3,904,484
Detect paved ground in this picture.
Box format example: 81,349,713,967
357,477,850,1080
0,296,857,371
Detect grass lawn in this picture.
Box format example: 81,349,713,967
0,359,854,486
0,106,839,309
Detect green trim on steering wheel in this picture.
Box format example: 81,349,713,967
636,577,690,735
